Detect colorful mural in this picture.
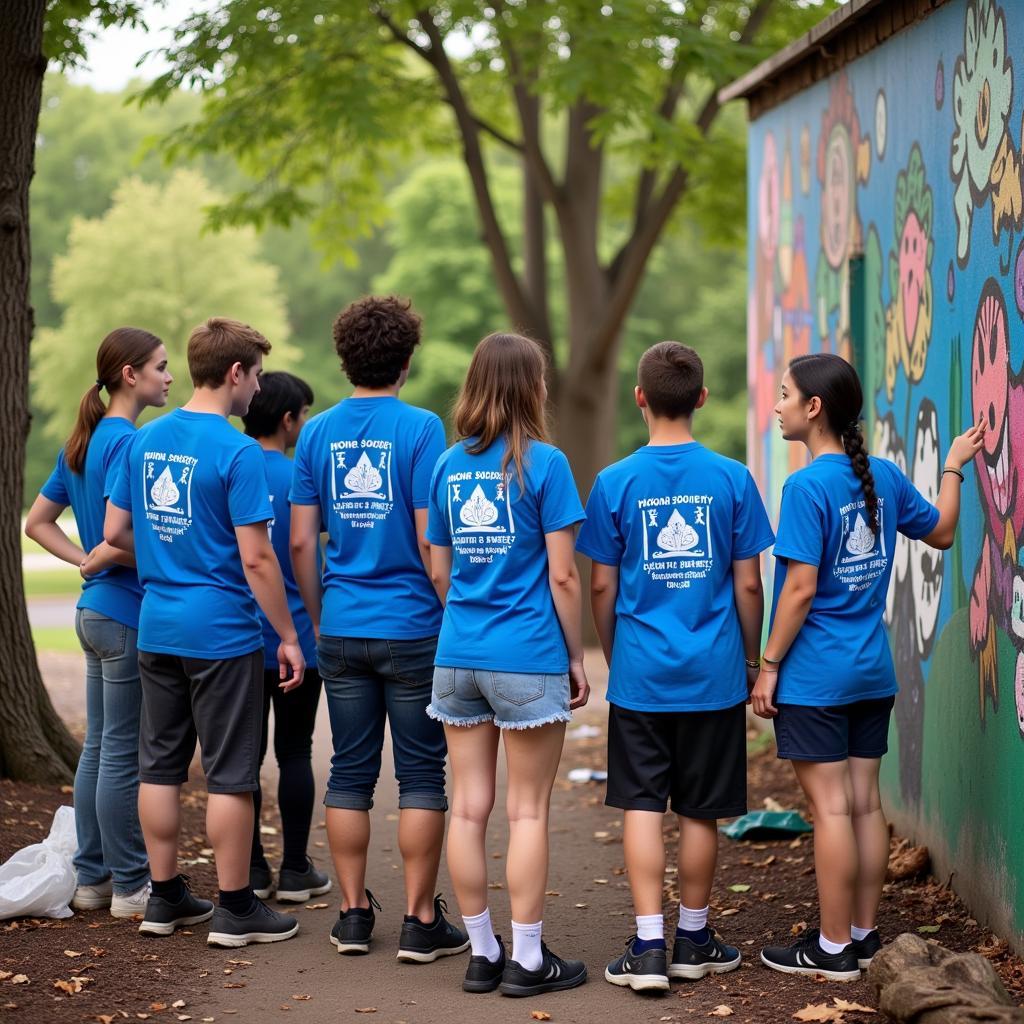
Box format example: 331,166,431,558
746,0,1024,946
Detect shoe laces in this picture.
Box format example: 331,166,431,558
365,889,382,912
433,893,448,916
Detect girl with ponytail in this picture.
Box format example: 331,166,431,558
750,353,984,982
25,328,172,918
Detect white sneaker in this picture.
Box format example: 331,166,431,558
72,878,113,911
111,882,152,919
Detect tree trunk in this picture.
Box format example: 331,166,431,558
0,2,80,783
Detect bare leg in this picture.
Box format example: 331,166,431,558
206,793,254,891
848,756,888,930
138,782,180,881
793,760,856,945
677,816,718,912
623,811,665,916
399,809,446,920
444,722,500,918
326,808,371,911
503,722,566,924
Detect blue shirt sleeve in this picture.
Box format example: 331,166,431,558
227,443,274,526
102,432,134,500
425,457,451,547
732,470,776,560
539,448,585,534
772,482,824,566
895,467,941,540
412,416,446,509
108,446,133,511
40,451,70,506
288,427,319,505
576,476,623,565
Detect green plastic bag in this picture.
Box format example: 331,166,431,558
719,810,812,840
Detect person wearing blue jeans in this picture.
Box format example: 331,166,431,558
290,296,468,962
25,327,174,916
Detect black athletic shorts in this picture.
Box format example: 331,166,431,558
605,701,747,819
138,649,264,793
773,695,896,763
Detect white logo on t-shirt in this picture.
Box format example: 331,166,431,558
447,472,515,563
143,451,197,542
639,494,714,589
329,439,395,529
834,498,887,591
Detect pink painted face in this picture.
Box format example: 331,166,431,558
971,282,1008,457
900,211,927,343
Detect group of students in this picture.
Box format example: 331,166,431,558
25,295,985,997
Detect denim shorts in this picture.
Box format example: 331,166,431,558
427,667,571,730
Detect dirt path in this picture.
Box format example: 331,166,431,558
2,652,1022,1023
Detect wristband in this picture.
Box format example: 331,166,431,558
745,659,760,669
942,467,965,482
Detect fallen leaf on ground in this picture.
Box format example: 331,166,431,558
709,1007,734,1017
791,920,808,935
727,885,751,893
172,1001,186,1009
136,1015,150,1020
176,1016,191,1022
574,903,588,908
305,903,329,910
94,1015,116,1023
64,949,83,957
354,1009,377,1014
832,999,875,1013
917,925,940,934
545,891,560,896
292,995,311,1001
719,908,739,917
0,971,10,980
593,831,609,839
60,785,74,793
593,878,608,884
226,960,252,966
223,983,245,989
530,1014,551,1021
11,976,29,985
151,1003,168,1011
792,1005,843,1022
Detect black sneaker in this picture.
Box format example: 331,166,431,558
276,857,332,903
760,929,860,981
250,861,274,900
669,928,742,980
463,935,507,993
207,899,300,947
330,890,381,955
139,877,214,937
499,942,587,997
604,936,669,992
397,895,470,963
850,929,882,969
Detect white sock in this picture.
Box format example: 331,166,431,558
463,908,502,963
851,925,875,941
511,919,543,971
678,903,709,933
818,932,848,955
635,913,664,942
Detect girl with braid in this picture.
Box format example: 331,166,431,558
751,353,984,981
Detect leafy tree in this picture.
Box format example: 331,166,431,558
1,0,147,783
142,0,838,492
34,169,297,440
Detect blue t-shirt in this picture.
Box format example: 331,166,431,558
289,396,446,640
259,449,317,671
577,442,775,712
770,454,940,706
109,409,273,659
427,437,585,673
40,417,144,630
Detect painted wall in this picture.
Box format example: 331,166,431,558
746,0,1024,946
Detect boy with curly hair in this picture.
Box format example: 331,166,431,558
290,296,468,962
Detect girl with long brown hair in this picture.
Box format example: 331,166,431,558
425,332,590,997
25,327,172,917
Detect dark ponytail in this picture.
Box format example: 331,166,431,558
65,327,162,474
788,353,879,533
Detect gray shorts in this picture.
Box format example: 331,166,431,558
138,649,263,794
427,667,571,730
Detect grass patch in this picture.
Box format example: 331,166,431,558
32,627,80,654
23,568,83,598
746,728,775,755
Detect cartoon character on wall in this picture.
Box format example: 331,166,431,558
876,404,943,803
951,0,1023,270
968,278,1024,735
885,145,934,400
815,72,871,362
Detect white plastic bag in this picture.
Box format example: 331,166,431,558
0,805,77,920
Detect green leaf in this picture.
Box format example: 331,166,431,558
917,925,941,934
727,884,751,893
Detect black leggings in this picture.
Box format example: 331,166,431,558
250,667,322,872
